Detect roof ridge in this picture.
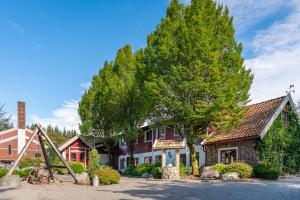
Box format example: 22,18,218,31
248,95,286,107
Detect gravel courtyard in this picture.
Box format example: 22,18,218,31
0,176,300,200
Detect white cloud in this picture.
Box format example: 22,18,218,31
217,0,288,32
29,100,80,132
245,0,300,103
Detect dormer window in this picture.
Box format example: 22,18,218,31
144,130,153,142
120,138,126,147
157,126,166,139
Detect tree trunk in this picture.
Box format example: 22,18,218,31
128,145,135,165
188,142,199,176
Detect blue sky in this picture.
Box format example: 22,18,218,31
1,0,300,131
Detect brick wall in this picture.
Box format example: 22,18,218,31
205,138,260,166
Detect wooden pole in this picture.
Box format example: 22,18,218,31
38,126,78,183
38,133,54,180
7,128,39,176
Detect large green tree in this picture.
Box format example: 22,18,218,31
113,45,150,164
144,0,253,175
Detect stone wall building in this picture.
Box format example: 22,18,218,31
202,94,298,166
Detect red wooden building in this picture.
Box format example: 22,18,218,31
0,102,43,165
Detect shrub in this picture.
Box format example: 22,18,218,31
52,157,68,174
254,162,281,180
88,149,100,177
213,162,253,178
228,163,253,178
125,164,136,176
136,163,152,176
94,167,120,185
213,163,228,174
19,157,42,169
0,168,8,178
179,163,189,176
151,166,162,179
69,162,85,174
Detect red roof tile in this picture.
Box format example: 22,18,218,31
204,96,286,144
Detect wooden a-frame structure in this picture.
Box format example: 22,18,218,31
7,125,78,183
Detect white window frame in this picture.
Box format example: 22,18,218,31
144,130,153,142
156,126,166,139
174,124,184,136
119,138,126,147
218,147,238,164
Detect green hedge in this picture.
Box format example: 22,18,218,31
94,167,120,185
151,162,162,179
0,168,33,178
0,168,8,178
179,163,192,176
125,164,136,176
19,157,42,169
213,162,253,178
254,162,281,180
69,162,85,174
136,163,152,176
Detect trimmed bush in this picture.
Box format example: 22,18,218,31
0,168,33,178
213,162,253,178
125,164,136,176
151,166,162,179
213,163,228,174
254,162,281,180
70,162,85,174
94,167,120,185
228,163,253,178
19,157,42,169
179,163,189,176
0,168,8,178
87,149,100,177
136,163,152,176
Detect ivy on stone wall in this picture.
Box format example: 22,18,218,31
258,106,300,174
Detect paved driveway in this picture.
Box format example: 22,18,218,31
0,176,299,200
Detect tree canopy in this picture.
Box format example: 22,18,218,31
0,103,13,131
78,0,253,174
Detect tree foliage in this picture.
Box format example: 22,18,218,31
0,103,13,131
258,106,300,174
143,0,253,175
78,0,253,175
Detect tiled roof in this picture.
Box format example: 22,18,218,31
153,139,186,150
203,96,286,144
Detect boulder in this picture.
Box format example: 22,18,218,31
0,175,21,188
75,172,90,185
200,166,219,180
141,172,151,178
220,172,240,181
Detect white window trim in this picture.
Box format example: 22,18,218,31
174,124,184,136
218,147,238,163
144,130,153,142
119,138,126,147
156,126,166,139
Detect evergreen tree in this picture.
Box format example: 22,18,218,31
144,0,253,175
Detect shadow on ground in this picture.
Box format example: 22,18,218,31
97,178,300,200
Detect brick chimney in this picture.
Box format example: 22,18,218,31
18,101,26,129
17,101,26,153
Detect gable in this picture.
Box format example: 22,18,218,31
203,94,298,144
